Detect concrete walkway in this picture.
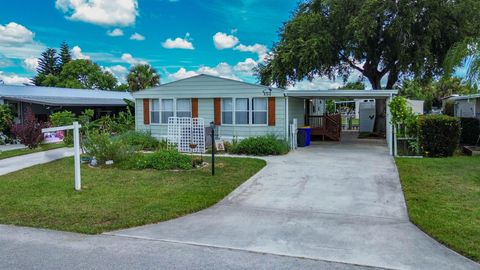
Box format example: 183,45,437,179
109,135,479,270
0,147,74,175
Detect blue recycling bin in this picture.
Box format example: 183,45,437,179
297,127,312,147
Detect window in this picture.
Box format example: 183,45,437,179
221,98,233,124
252,98,267,124
235,98,249,124
176,98,191,118
161,99,174,123
150,99,160,124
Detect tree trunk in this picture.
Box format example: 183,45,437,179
367,76,386,135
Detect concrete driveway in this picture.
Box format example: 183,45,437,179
109,135,479,270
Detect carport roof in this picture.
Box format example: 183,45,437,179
284,89,398,99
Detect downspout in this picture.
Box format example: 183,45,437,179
284,91,289,142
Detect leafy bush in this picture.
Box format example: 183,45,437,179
50,110,76,145
126,150,191,170
91,107,134,135
83,131,132,164
10,108,49,149
0,104,13,133
114,131,159,150
460,117,480,145
230,135,289,156
418,115,460,157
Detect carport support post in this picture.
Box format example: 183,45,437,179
73,121,81,191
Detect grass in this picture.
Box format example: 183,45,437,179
0,156,266,234
396,156,480,262
0,143,66,160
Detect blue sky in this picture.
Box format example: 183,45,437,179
0,0,304,87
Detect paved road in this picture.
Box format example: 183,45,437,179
0,225,381,270
109,136,479,270
0,147,74,175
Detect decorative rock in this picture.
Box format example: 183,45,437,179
105,160,114,165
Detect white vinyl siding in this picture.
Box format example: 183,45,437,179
221,98,233,124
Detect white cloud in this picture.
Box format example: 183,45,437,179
168,62,240,82
121,53,147,66
0,22,35,46
0,71,31,85
55,0,139,27
107,28,124,37
23,57,39,71
168,67,199,80
234,58,257,74
104,65,128,83
213,32,239,49
72,46,90,60
162,33,194,49
130,32,145,41
234,43,268,62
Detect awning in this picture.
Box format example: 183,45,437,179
284,89,398,99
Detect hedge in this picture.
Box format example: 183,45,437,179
460,117,480,145
418,115,460,157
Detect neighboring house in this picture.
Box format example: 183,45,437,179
447,94,480,119
133,74,398,154
0,85,133,123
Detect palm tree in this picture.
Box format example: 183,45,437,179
444,38,480,88
126,64,160,91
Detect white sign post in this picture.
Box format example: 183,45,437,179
42,121,82,191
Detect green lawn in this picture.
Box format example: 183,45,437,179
396,156,480,262
0,143,66,160
0,156,265,234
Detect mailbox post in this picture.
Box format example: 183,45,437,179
42,121,82,191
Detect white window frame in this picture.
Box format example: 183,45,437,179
251,97,268,125
176,98,192,118
221,98,234,125
161,98,174,124
149,99,160,124
234,98,250,125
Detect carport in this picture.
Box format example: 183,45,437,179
284,89,398,155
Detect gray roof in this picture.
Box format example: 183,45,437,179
0,85,133,106
446,93,480,101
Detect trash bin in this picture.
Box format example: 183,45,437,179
297,127,312,147
297,129,307,147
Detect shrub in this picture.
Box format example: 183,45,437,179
114,131,159,151
83,131,132,164
459,117,480,145
127,150,191,170
418,115,460,157
10,108,49,149
0,104,13,133
50,110,76,145
231,135,289,156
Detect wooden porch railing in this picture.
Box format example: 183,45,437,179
305,114,342,141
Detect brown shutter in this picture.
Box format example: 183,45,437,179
214,98,221,125
192,98,198,118
143,99,150,125
268,97,276,126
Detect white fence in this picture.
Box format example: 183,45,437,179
167,117,205,153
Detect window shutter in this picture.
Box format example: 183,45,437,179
192,98,199,118
268,97,275,126
143,99,150,125
214,98,221,125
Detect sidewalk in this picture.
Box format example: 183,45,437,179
0,148,74,176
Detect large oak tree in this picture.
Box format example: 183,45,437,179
259,0,480,133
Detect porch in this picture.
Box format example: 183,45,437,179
284,89,398,155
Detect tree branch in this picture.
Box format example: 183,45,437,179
339,52,364,73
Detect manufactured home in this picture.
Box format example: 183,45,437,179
133,74,398,154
